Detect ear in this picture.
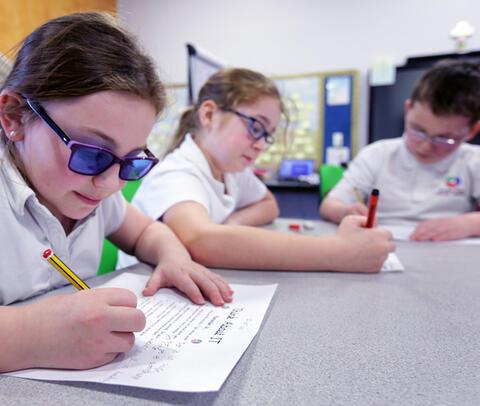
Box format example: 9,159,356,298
404,99,412,115
0,90,25,141
465,120,480,142
197,100,219,128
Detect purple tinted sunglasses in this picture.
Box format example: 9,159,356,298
24,98,158,181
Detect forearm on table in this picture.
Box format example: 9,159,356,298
0,306,33,372
186,224,340,271
134,221,190,265
463,211,480,237
226,198,279,226
319,198,348,224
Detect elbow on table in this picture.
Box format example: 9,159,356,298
184,231,223,268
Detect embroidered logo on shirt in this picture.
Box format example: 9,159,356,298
445,176,461,188
437,175,465,196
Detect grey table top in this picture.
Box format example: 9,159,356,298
1,219,479,405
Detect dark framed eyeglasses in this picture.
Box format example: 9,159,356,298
24,97,158,181
222,107,275,144
405,124,469,151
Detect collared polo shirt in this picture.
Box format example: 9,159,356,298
328,137,480,224
0,146,126,304
131,134,267,223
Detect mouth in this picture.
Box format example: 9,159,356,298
241,155,254,164
74,191,102,206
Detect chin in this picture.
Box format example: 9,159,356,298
66,206,96,220
417,154,446,164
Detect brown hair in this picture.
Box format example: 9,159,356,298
168,67,288,153
411,59,480,124
0,12,166,169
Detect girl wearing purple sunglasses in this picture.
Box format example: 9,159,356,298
0,12,232,373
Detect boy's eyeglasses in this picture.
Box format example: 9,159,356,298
222,108,275,144
406,125,469,151
24,98,158,181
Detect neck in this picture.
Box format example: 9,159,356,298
193,136,224,182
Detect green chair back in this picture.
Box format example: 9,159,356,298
97,180,143,275
319,164,345,200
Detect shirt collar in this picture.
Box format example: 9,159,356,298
179,134,217,177
177,134,228,192
0,144,35,215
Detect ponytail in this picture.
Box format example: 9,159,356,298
167,106,197,154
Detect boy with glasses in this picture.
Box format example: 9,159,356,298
320,59,480,241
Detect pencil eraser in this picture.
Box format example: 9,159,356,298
303,221,315,230
288,223,301,231
42,248,52,258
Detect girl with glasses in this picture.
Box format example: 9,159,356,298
320,60,480,241
0,12,232,373
119,68,394,275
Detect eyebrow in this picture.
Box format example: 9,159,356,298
78,126,119,146
255,115,271,126
78,126,148,154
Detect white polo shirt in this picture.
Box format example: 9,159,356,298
0,146,126,305
117,134,267,268
328,137,480,224
131,134,267,222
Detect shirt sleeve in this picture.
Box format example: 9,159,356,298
467,146,480,203
101,191,127,237
234,169,268,209
132,170,211,220
327,142,383,204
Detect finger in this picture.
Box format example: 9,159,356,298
190,271,225,306
107,307,146,332
341,214,368,228
91,288,138,308
208,273,234,303
209,272,234,298
431,230,458,241
143,270,167,296
173,272,206,305
107,332,136,353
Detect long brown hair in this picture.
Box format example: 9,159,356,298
0,12,166,169
168,68,288,153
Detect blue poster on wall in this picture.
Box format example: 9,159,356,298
323,75,353,166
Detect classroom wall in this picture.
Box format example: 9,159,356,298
0,0,117,56
118,0,480,147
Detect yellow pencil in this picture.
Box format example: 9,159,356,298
353,187,364,204
42,248,90,290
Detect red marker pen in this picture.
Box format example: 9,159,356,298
365,189,379,228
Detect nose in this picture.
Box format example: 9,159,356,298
92,163,125,191
417,136,435,152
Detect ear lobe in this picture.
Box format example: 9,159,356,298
0,91,25,141
5,129,24,141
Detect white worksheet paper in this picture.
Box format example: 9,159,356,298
382,252,404,272
7,272,277,392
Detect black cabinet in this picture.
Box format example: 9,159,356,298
265,179,320,220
